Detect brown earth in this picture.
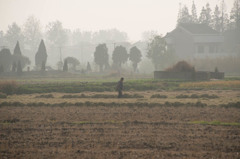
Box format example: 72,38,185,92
0,90,240,159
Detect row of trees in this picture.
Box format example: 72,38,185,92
177,0,240,32
0,39,86,73
0,16,128,51
0,31,176,73
93,35,175,72
94,44,142,72
0,42,30,72
0,17,133,71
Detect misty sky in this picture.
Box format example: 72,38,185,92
0,0,234,42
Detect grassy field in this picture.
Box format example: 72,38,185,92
0,78,240,158
0,77,240,95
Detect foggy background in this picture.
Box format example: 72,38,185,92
0,0,239,75
0,0,234,41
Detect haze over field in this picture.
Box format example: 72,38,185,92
0,1,240,158
0,0,234,41
0,0,239,75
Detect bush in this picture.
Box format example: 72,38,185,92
0,81,18,95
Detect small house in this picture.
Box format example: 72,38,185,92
165,23,224,59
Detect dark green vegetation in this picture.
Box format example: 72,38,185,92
189,121,240,126
0,79,179,94
0,79,240,95
0,101,239,109
150,94,168,98
35,94,54,98
176,94,219,99
61,93,144,99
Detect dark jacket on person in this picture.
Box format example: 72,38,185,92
116,80,123,91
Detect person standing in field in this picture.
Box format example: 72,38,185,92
116,77,124,98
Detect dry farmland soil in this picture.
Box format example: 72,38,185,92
0,90,240,159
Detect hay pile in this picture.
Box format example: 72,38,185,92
165,61,195,72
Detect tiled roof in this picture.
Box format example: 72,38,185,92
179,23,219,34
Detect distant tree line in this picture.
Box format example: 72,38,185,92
1,0,238,73
177,0,240,32
0,16,128,52
0,17,133,72
0,41,30,74
94,44,142,72
0,38,144,73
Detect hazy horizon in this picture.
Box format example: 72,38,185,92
0,0,234,42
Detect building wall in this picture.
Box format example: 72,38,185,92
166,28,195,59
166,28,225,59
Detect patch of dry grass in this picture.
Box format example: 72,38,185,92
1,90,239,107
179,80,240,89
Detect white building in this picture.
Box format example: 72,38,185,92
165,23,225,59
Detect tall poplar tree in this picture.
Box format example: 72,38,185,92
12,41,30,69
191,1,198,23
35,39,47,70
205,3,213,26
220,0,229,32
213,5,221,31
199,7,207,24
178,5,191,24
230,0,240,30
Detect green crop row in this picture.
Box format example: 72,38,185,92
189,121,240,126
0,101,239,108
176,94,219,99
1,79,239,95
61,93,144,99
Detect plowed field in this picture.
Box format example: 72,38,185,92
0,90,240,158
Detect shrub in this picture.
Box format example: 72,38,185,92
0,81,18,95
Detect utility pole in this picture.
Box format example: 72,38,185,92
59,47,62,62
58,46,63,70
